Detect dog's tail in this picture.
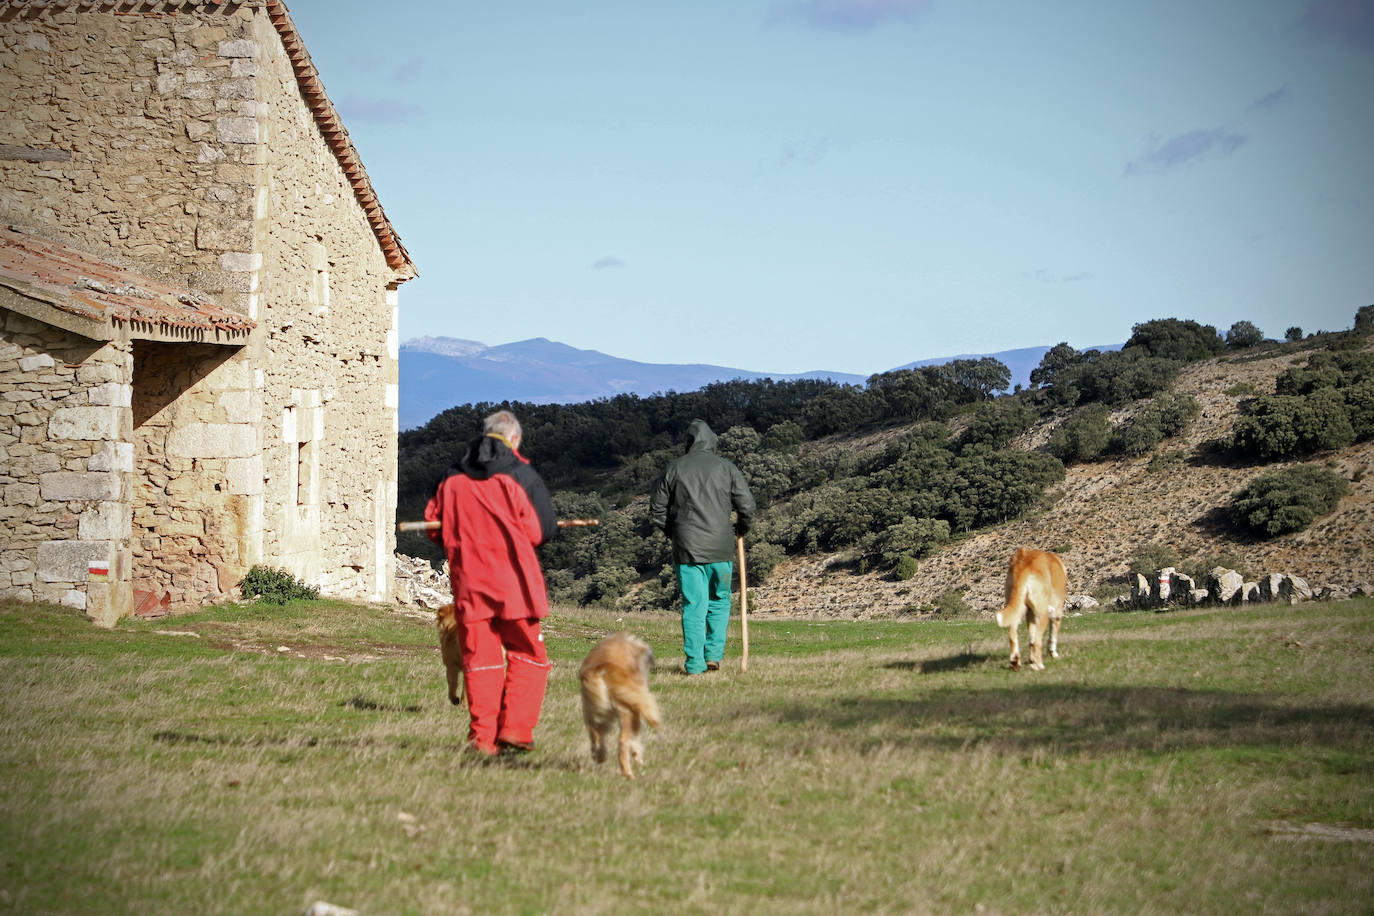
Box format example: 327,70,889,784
580,666,661,730
436,604,465,707
629,644,661,729
997,569,1028,629
617,681,661,730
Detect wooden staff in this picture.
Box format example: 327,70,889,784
737,535,749,673
397,518,599,533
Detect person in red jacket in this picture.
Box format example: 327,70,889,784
425,410,559,756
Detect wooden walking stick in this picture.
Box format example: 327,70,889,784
397,518,598,533
737,535,749,673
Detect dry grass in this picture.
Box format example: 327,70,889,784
1,597,1372,914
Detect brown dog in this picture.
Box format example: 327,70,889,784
995,548,1068,671
436,603,465,706
579,633,661,779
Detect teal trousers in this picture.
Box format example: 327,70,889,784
676,562,733,674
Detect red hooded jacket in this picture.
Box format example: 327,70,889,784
424,434,558,622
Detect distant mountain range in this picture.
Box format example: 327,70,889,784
397,336,1087,430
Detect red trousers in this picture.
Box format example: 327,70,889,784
455,616,550,752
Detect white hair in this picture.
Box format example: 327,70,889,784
483,409,522,442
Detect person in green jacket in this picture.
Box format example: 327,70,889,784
649,419,757,674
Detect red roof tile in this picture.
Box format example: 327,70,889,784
0,225,256,337
264,0,415,278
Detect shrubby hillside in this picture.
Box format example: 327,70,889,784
397,309,1374,618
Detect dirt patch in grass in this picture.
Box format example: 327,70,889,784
160,620,427,662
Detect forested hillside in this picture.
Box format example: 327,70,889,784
397,310,1374,616
397,336,868,428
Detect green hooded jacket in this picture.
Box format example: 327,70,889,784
649,419,757,565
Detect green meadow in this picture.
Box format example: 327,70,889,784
1,598,1371,914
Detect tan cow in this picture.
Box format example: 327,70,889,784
995,548,1067,670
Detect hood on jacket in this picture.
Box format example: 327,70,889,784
684,419,718,454
456,433,520,481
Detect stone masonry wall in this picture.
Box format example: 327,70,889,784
250,14,400,602
131,340,257,608
0,7,263,309
1,5,404,614
1,7,264,615
0,312,133,626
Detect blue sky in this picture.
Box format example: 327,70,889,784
288,0,1374,376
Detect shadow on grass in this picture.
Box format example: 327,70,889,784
772,685,1374,756
884,651,999,674
150,730,585,771
342,695,422,713
152,730,375,748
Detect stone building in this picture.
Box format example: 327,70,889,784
0,0,418,625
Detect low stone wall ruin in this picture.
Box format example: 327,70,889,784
392,554,1373,617
1097,566,1374,611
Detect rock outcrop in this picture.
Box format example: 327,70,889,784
1112,567,1356,610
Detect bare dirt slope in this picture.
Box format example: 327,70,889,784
752,346,1374,619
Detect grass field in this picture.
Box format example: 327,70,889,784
1,597,1372,914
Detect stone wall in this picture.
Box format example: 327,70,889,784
0,4,405,617
0,311,132,626
1,7,266,616
0,7,262,309
131,340,257,607
251,12,400,602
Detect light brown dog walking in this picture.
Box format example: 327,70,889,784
996,548,1067,671
578,633,661,779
